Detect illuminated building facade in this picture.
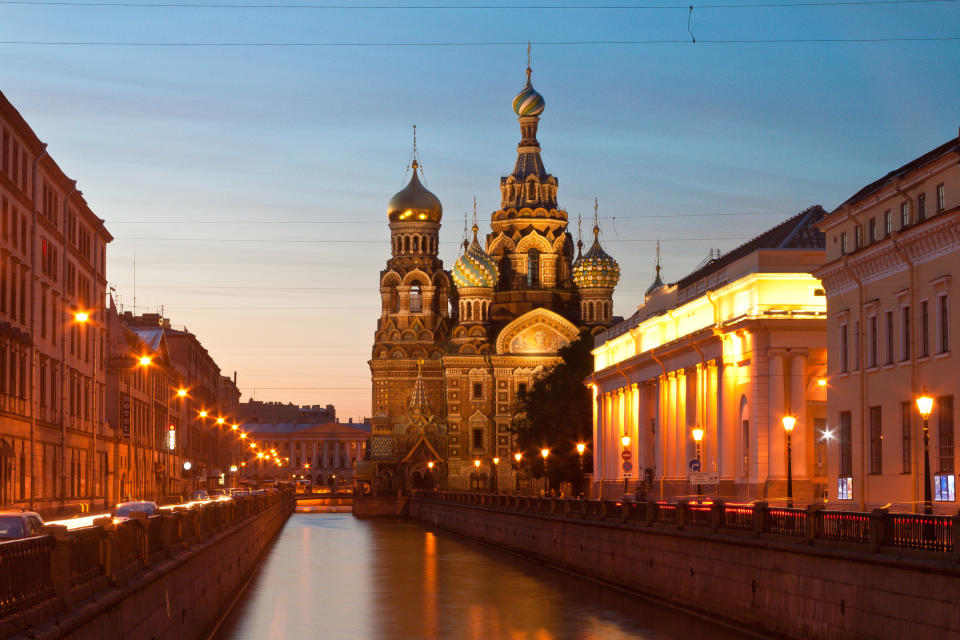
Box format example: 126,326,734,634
370,62,620,492
814,130,960,512
0,90,113,516
590,207,827,502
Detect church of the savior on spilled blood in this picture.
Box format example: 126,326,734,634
369,61,621,492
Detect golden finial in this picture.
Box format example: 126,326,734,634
417,358,424,372
471,195,479,239
593,196,600,240
655,239,662,276
526,41,532,83
462,210,469,252
576,211,583,257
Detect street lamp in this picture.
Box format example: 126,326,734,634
576,443,586,498
492,457,500,494
540,448,550,495
692,427,704,499
176,388,188,398
620,435,631,495
916,387,935,514
782,415,796,508
513,452,522,494
474,459,481,492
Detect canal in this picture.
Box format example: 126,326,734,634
213,512,747,640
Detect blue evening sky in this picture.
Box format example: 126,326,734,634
1,1,958,418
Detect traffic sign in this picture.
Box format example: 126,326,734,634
621,450,632,460
622,460,633,473
690,471,718,484
688,458,701,472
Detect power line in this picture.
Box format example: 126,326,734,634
2,0,957,8
1,36,958,46
113,235,752,243
106,211,798,223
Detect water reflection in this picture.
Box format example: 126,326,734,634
216,514,743,640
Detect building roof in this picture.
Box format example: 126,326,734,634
675,205,827,290
246,421,371,437
836,133,960,209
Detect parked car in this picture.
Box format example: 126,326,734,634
0,508,44,541
191,490,209,502
157,495,184,506
111,501,158,520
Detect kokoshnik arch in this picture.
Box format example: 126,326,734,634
369,60,620,493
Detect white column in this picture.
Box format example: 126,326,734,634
323,441,329,468
592,390,602,483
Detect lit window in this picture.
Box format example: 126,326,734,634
837,477,853,500
934,474,955,502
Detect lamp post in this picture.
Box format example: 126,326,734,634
692,427,704,499
782,415,796,508
473,459,481,492
576,443,586,498
540,448,550,496
492,457,500,494
916,388,934,514
620,435,631,495
427,460,435,491
513,452,522,494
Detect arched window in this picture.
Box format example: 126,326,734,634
498,254,513,290
410,284,422,313
412,236,419,253
527,249,539,288
403,236,410,253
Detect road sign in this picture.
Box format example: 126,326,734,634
689,471,718,484
688,458,701,472
622,460,633,473
621,450,632,460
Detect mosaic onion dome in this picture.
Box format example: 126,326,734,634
512,67,545,117
452,225,499,289
573,227,621,289
387,161,443,223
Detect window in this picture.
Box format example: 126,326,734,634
939,294,949,353
938,395,954,474
517,383,527,396
839,410,853,478
868,217,877,243
868,315,878,368
742,419,749,475
884,210,892,236
837,477,853,500
814,418,827,477
471,428,483,449
918,192,926,221
936,184,945,212
526,249,539,287
854,225,862,249
900,201,911,228
853,320,860,370
472,382,482,399
840,232,848,255
902,401,912,473
869,406,882,474
885,311,894,364
409,284,422,313
901,306,910,361
921,300,930,357
839,324,849,373
934,474,955,502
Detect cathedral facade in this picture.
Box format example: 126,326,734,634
369,64,620,492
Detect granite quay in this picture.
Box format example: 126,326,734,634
0,488,295,640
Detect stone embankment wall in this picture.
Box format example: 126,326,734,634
410,497,960,640
1,492,294,640
352,495,409,518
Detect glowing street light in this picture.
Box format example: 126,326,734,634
183,461,192,471
138,355,152,367
916,387,935,514
74,311,90,323
620,435,631,494
782,415,796,508
692,427,705,498
817,378,828,387
199,410,208,418
540,448,550,495
216,417,225,426
176,388,188,398
575,443,587,498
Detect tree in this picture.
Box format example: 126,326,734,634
513,333,594,492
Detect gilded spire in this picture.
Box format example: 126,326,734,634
646,239,665,296
409,358,430,412
471,195,479,240
576,211,584,260
593,197,600,241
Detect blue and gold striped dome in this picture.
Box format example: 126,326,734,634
452,228,498,289
573,233,620,290
512,70,545,117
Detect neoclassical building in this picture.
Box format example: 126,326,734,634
369,63,620,492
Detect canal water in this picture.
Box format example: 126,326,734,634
213,513,746,640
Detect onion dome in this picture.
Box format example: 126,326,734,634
512,67,545,117
452,225,498,289
387,161,443,223
573,226,620,289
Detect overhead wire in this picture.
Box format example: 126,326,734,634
2,0,958,7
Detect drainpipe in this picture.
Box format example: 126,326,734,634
650,349,668,499
29,143,48,511
891,234,919,512
59,181,76,507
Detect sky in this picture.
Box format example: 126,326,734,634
1,0,958,420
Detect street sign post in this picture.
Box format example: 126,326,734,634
688,458,701,472
621,450,632,460
689,471,718,484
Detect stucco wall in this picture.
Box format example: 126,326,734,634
410,499,960,640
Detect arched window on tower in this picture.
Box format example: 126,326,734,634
412,236,420,253
527,249,540,288
410,284,422,313
498,254,513,290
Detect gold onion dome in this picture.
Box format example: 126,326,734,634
512,67,545,117
452,226,498,289
387,161,443,223
573,228,620,289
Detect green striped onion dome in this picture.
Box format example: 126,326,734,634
573,240,620,289
512,78,545,117
452,234,498,289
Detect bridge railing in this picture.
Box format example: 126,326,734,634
414,491,960,558
0,488,294,634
